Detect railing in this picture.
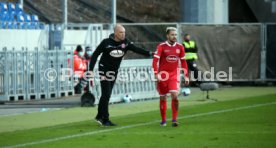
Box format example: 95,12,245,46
0,48,158,103
0,48,75,101
92,59,158,104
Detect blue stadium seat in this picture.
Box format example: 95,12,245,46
8,3,15,15
24,13,31,22
31,14,39,22
7,21,17,29
7,13,16,22
0,2,44,30
15,3,23,14
1,21,7,29
31,15,40,29
0,3,8,13
17,22,26,29
1,11,9,22
16,13,25,22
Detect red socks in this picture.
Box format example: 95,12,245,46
171,99,179,121
160,99,167,122
160,99,179,122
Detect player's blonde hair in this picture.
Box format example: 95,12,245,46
166,27,177,34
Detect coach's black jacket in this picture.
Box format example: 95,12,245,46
89,34,151,75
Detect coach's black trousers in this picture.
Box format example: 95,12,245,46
96,72,118,121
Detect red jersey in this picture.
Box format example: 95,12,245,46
152,41,188,78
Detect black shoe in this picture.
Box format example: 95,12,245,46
95,118,104,126
172,121,179,127
102,119,117,126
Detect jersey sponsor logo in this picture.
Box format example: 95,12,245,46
110,49,125,58
164,50,170,52
176,49,180,53
166,55,179,62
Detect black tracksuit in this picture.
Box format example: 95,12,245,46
89,34,151,120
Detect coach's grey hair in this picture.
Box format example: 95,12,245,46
166,27,177,34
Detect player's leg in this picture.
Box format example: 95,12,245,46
157,81,168,126
171,92,179,127
160,95,167,126
168,80,180,127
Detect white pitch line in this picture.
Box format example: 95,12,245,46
3,101,276,148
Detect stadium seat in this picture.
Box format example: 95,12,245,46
7,21,17,29
31,14,39,22
24,13,31,22
0,3,8,13
15,3,23,14
16,13,25,22
7,13,16,22
1,11,9,22
0,2,44,30
31,15,40,29
1,21,7,29
18,22,26,29
8,3,15,15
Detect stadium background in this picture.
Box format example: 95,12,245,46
0,0,276,147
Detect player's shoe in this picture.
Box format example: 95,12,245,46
172,120,179,127
95,118,104,126
160,121,167,126
102,119,117,126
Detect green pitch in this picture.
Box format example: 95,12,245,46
0,87,276,148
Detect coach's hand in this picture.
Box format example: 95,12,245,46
150,51,155,58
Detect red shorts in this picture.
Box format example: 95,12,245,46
157,71,180,95
157,71,180,96
157,79,180,96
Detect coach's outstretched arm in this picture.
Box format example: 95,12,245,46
127,42,152,57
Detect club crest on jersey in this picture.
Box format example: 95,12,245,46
176,49,180,53
121,43,126,49
110,50,125,58
166,55,179,62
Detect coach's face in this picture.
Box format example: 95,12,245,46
167,30,178,43
114,25,126,42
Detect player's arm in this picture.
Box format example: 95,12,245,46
152,45,162,81
180,46,189,86
127,41,152,57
